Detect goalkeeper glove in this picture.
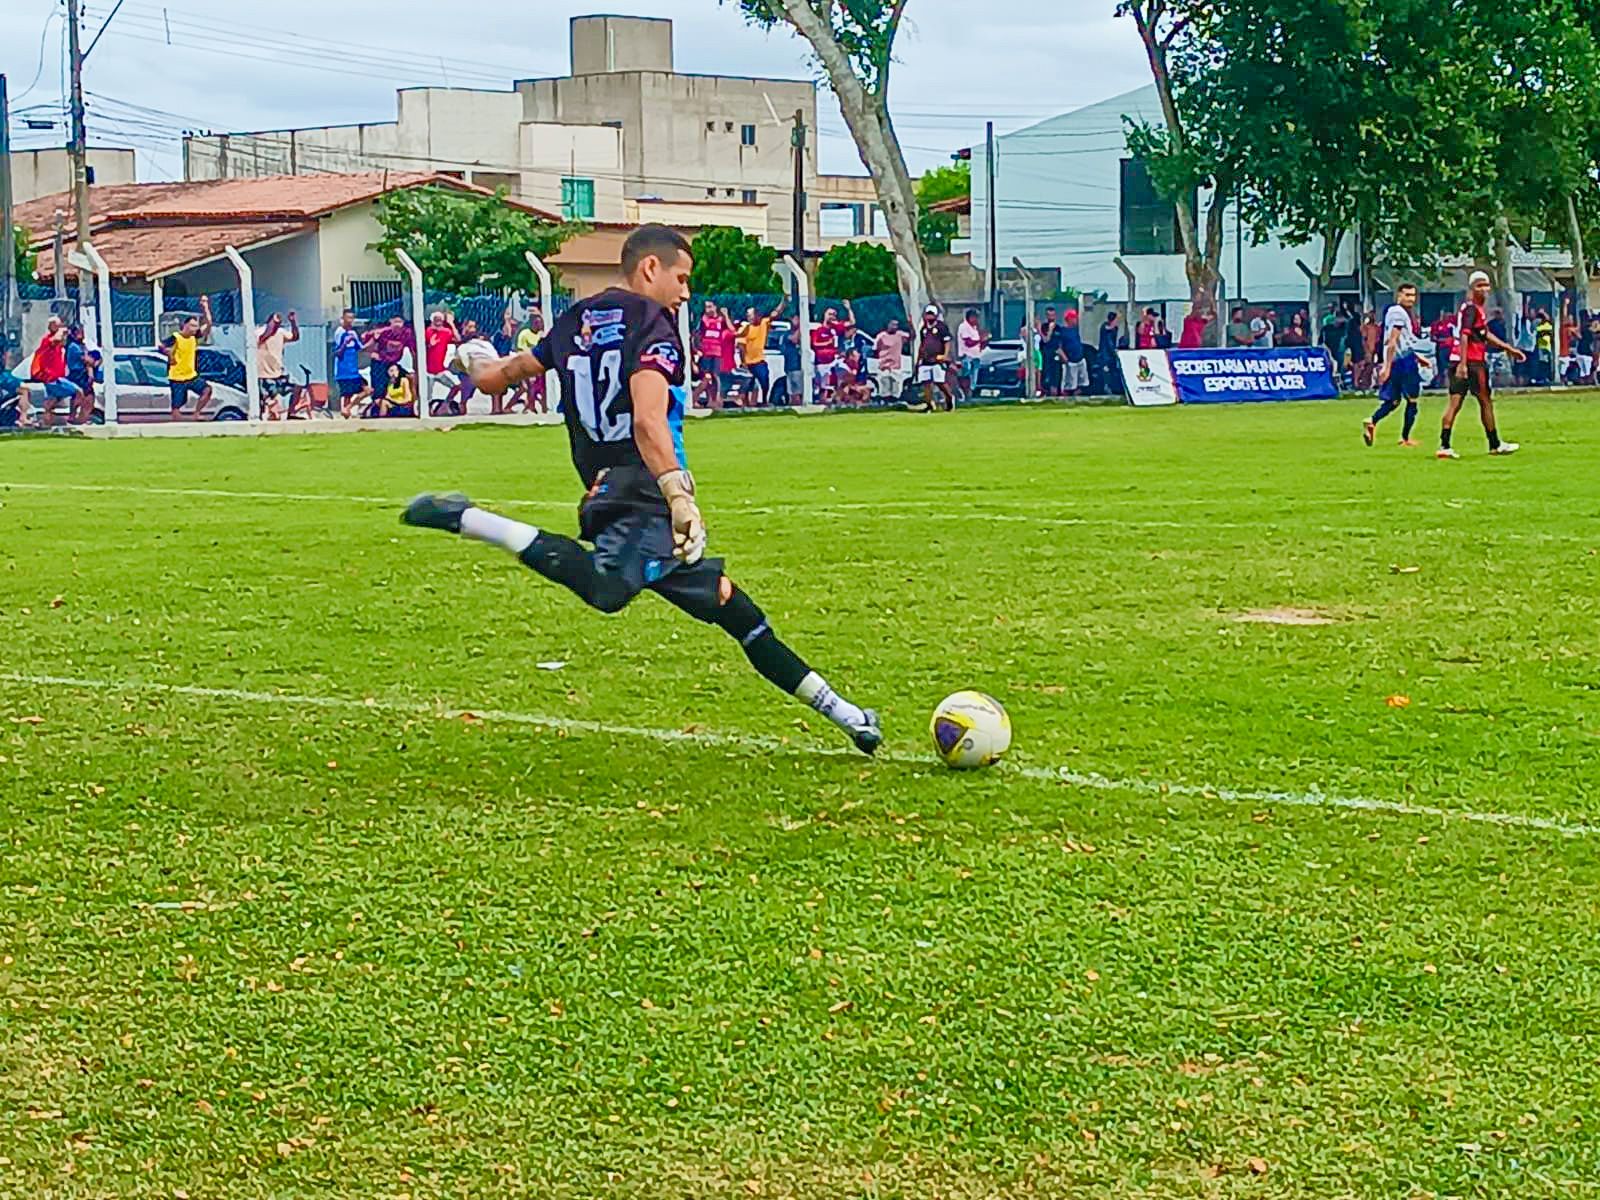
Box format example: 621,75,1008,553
656,469,706,564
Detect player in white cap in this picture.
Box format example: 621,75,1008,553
1439,270,1524,459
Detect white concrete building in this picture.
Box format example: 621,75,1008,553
184,89,628,224
967,85,1351,307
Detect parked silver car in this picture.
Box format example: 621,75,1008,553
99,352,252,422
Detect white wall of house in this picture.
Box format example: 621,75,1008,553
968,85,1352,305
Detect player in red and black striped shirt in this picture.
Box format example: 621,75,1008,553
1440,270,1525,459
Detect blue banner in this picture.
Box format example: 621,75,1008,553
1168,347,1339,404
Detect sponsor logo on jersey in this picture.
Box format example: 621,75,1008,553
641,340,683,375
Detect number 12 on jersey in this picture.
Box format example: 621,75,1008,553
567,349,629,442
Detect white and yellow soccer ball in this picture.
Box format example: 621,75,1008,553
930,691,1012,770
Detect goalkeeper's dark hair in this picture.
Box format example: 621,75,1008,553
622,224,692,275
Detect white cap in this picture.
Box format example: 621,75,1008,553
1468,270,1492,287
924,304,939,315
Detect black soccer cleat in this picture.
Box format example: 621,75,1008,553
849,709,884,757
402,492,472,534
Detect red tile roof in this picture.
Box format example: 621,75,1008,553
17,171,561,272
35,221,316,282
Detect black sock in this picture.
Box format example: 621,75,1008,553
1440,426,1453,449
1487,427,1501,450
1402,402,1419,440
1371,399,1397,424
742,627,811,694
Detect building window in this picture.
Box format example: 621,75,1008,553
1119,157,1193,256
742,189,758,205
741,124,757,147
561,177,596,221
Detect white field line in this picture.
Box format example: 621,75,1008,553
0,480,1552,538
3,670,1595,839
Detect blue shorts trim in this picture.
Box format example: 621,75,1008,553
337,378,367,399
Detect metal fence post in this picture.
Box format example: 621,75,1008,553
1011,257,1035,399
394,248,427,418
523,250,559,413
69,244,117,423
223,245,259,421
775,255,813,407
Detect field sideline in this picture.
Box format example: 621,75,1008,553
2,395,1598,1198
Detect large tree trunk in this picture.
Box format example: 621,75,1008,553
1567,193,1592,308
772,0,930,319
1131,3,1221,324
1493,214,1518,332
1307,228,1345,342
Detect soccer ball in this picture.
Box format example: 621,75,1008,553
930,691,1012,770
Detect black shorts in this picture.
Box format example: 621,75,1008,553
1448,361,1491,402
580,466,725,613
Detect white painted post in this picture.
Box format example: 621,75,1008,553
1113,256,1137,347
774,254,812,407
394,248,428,418
677,298,693,398
151,277,163,346
1012,257,1035,399
523,250,559,413
223,245,260,422
70,244,117,423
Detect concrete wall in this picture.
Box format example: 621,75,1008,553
9,148,137,204
520,122,626,220
183,89,605,216
518,72,819,250
969,85,1351,305
161,230,321,316
572,15,673,74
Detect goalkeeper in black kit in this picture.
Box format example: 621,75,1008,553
401,224,883,755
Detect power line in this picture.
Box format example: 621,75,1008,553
11,8,61,104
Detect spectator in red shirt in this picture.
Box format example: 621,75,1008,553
1278,310,1310,347
1136,307,1160,350
695,300,728,408
1179,299,1214,349
1439,270,1526,458
1429,309,1457,390
810,307,843,401
28,317,80,428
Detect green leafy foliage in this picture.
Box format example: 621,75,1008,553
12,224,36,283
369,187,581,295
689,226,779,296
815,240,898,299
732,0,900,91
916,163,969,256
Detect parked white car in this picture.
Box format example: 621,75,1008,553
13,351,252,424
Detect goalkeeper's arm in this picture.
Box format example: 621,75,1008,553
461,346,546,397
632,370,705,564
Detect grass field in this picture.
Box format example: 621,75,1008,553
3,395,1599,1199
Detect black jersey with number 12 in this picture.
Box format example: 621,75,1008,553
533,287,687,486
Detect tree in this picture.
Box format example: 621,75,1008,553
729,0,930,317
369,187,581,295
916,162,968,256
13,225,36,284
815,241,898,299
1117,0,1232,316
689,225,779,295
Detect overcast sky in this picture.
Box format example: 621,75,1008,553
3,0,1150,182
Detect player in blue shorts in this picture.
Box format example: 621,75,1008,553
1365,282,1431,448
400,225,882,755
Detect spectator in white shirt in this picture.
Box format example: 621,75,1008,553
957,309,985,399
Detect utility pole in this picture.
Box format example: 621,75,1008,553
52,209,66,304
790,109,807,259
1,72,19,359
67,0,91,247
984,121,997,315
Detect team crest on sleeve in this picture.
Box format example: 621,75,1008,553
641,340,683,375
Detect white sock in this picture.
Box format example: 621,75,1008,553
459,507,538,554
795,671,867,731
